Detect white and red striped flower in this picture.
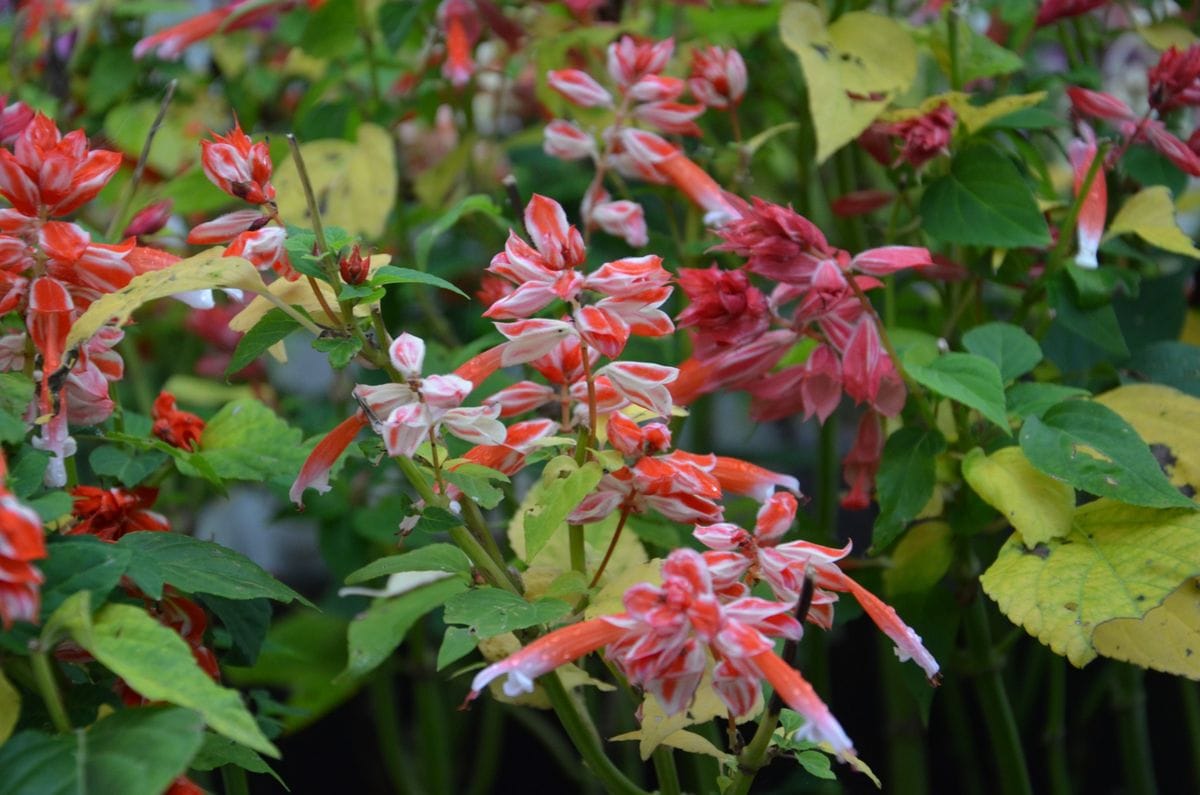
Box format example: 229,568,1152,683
0,453,45,629
547,69,614,109
543,120,596,161
0,113,121,218
1068,124,1107,269
199,123,276,205
688,46,747,110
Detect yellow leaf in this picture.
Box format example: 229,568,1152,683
229,254,392,335
981,499,1200,667
611,729,732,763
1104,186,1200,260
585,560,661,620
66,250,268,351
620,668,758,760
883,521,954,597
1095,384,1200,498
962,446,1075,546
1183,310,1200,346
1092,577,1200,679
780,4,916,163
273,123,397,238
0,668,18,744
883,91,1048,134
1138,22,1198,51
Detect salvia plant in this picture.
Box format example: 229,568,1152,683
0,1,1199,794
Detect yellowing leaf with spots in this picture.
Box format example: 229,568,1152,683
981,499,1200,667
1095,384,1200,500
66,250,268,350
780,3,916,163
273,123,397,238
963,446,1074,546
1104,186,1200,260
1092,578,1200,679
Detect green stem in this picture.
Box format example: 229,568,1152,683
1113,664,1157,795
725,710,780,795
942,676,985,795
355,0,383,115
880,634,927,792
30,650,70,733
1045,655,1071,795
588,506,630,589
651,746,681,795
220,765,251,795
105,80,177,241
466,699,504,795
540,673,649,795
413,624,453,795
368,669,413,795
947,9,962,90
963,592,1033,795
816,416,839,542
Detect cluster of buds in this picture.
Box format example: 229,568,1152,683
859,103,956,170
187,124,296,280
543,36,744,244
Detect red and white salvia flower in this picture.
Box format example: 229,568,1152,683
694,491,941,683
688,46,747,110
0,96,34,148
66,487,170,542
543,120,596,161
199,123,275,206
0,113,121,218
583,187,648,248
0,453,46,629
152,391,206,452
615,128,740,226
859,103,956,169
1068,124,1108,269
134,0,321,60
468,548,857,760
548,69,614,109
1068,84,1200,176
676,264,769,359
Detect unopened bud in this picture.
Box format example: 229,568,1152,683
123,200,173,238
340,245,369,285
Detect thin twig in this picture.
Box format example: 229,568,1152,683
105,79,177,241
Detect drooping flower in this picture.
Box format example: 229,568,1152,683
840,412,884,511
1067,124,1107,269
468,548,857,760
676,265,769,359
859,103,956,170
152,392,206,452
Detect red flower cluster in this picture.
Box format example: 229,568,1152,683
860,103,956,169
0,454,45,629
67,487,169,542
1148,44,1200,115
152,392,206,452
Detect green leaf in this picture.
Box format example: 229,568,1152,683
28,492,73,523
299,0,358,57
181,399,306,486
882,521,954,597
226,309,301,378
436,626,478,671
1124,341,1200,397
9,450,48,499
442,463,509,510
414,194,505,274
312,334,363,369
38,537,131,616
522,458,605,561
89,446,168,487
0,372,33,444
199,595,271,667
928,19,1023,82
53,595,277,756
344,543,472,585
1019,400,1195,509
443,588,572,638
981,499,1200,667
342,576,466,680
412,505,464,535
0,707,204,795
963,446,1075,546
873,428,946,551
906,353,1010,431
1047,276,1129,357
370,265,469,299
86,49,136,111
337,283,386,303
1006,382,1089,420
962,322,1042,383
189,732,285,788
117,532,312,606
0,669,19,745
919,143,1051,248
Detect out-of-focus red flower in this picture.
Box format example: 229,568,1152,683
0,453,46,629
0,113,122,217
841,412,884,510
134,0,323,60
1068,124,1107,269
1035,0,1107,27
676,265,769,359
68,486,169,542
122,200,173,239
152,392,205,452
688,46,747,110
438,0,481,88
861,103,956,169
0,95,34,147
164,777,206,795
1148,45,1200,114
199,123,275,205
831,190,893,218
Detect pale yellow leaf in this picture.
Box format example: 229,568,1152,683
1104,186,1200,260
780,4,916,163
1095,384,1200,498
1092,578,1200,679
623,668,758,760
963,446,1075,546
273,123,397,238
883,521,954,597
1138,22,1198,51
229,254,391,333
883,91,1048,134
611,729,732,763
67,250,268,350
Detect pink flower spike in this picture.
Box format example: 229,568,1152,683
1066,86,1135,122
607,36,674,89
1068,125,1107,269
494,319,578,365
468,617,626,699
589,200,649,248
381,403,433,458
485,381,557,417
389,333,427,378
750,651,857,761
290,412,369,507
547,69,614,109
575,305,631,359
689,46,747,110
755,491,799,545
851,246,933,277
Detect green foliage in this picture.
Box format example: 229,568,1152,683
961,323,1042,383
189,732,285,787
906,352,1010,431
521,457,605,561
873,428,946,551
226,308,302,377
178,398,306,487
342,576,466,680
443,587,572,638
88,446,168,487
370,265,469,298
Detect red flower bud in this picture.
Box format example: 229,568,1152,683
122,199,173,238
340,245,369,285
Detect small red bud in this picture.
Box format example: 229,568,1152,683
123,200,173,238
340,245,369,285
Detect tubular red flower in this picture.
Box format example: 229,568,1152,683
1068,124,1107,269
290,413,369,507
0,453,46,630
